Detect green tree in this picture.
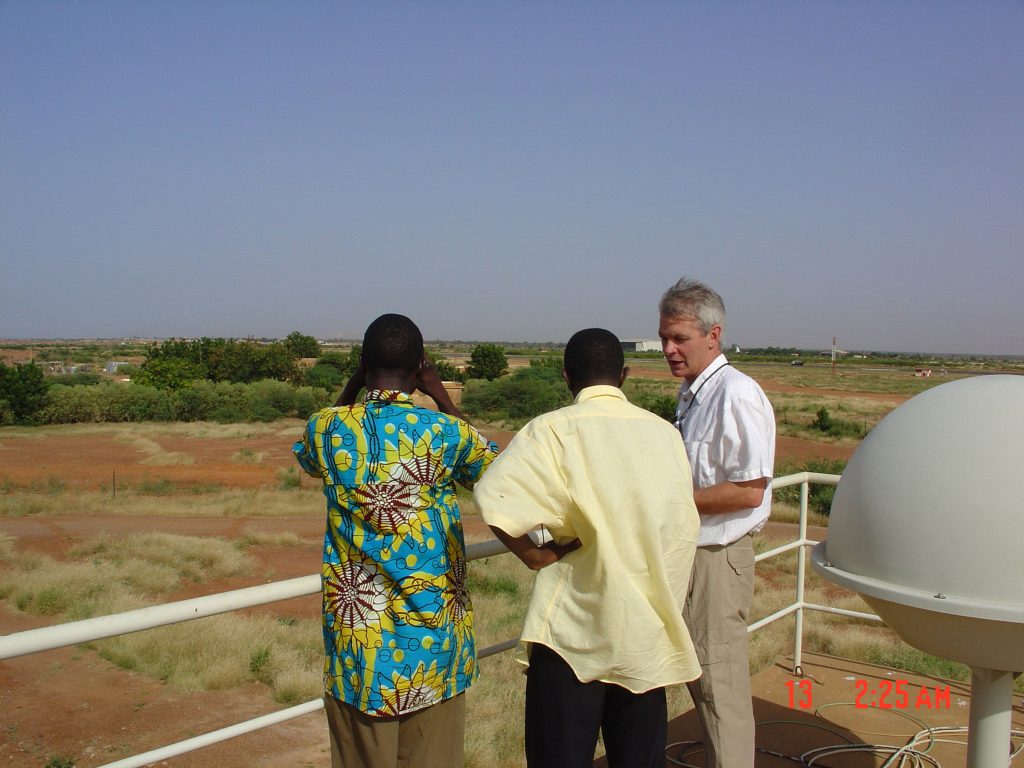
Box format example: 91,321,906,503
135,358,204,391
462,363,571,427
144,337,221,379
205,340,300,384
466,343,508,381
0,361,48,423
283,331,320,359
312,346,362,388
145,337,300,384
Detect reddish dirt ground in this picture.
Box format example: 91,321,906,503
0,378,887,767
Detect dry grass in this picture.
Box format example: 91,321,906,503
0,532,250,619
0,530,322,704
771,391,893,441
236,527,313,547
95,612,322,703
1,419,305,442
5,521,1007,767
232,448,266,463
769,501,829,527
116,433,197,466
0,485,325,518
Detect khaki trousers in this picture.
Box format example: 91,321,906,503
324,693,465,768
682,535,756,768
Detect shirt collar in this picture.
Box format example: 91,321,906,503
574,384,627,404
362,389,413,405
680,354,729,402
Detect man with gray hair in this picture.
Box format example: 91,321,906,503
658,277,776,768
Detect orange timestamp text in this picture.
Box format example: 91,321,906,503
785,678,952,710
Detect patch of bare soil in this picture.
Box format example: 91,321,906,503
0,432,300,491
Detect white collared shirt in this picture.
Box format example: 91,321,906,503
675,355,776,546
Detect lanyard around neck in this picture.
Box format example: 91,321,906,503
674,362,730,427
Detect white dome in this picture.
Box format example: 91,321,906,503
812,374,1024,671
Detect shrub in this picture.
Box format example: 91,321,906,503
294,385,330,417
208,382,253,423
774,458,847,517
98,383,176,422
306,363,344,391
462,363,571,427
810,407,865,439
173,381,220,421
32,379,329,424
249,380,298,421
0,399,14,426
278,467,301,490
47,371,102,387
37,384,104,423
811,407,833,432
632,393,677,421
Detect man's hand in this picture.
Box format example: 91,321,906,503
520,539,582,571
489,526,581,571
417,357,466,419
416,358,446,401
335,359,367,406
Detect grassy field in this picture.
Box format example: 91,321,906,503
6,511,1008,768
2,361,1020,767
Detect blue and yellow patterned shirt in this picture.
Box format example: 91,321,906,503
293,389,497,716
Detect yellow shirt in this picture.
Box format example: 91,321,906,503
474,385,701,692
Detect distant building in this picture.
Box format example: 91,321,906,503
620,339,661,353
105,361,130,374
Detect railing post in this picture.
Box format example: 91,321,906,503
793,478,809,675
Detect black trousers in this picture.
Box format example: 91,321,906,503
525,643,668,768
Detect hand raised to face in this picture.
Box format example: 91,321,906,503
415,357,448,401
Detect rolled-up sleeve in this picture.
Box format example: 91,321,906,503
719,391,774,484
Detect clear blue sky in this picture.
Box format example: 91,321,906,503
2,1,1021,355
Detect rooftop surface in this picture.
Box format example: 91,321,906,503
620,651,1024,768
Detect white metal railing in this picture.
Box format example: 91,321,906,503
752,471,882,678
0,473,870,767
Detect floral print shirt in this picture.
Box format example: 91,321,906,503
294,389,497,716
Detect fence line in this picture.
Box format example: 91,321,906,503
0,472,872,768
